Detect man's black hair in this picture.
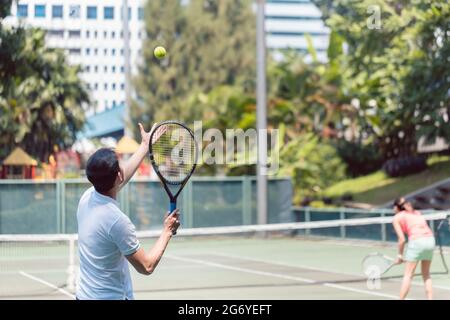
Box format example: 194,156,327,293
86,148,120,193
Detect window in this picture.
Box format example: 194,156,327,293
112,83,116,90
120,49,124,56
104,83,108,90
94,31,98,38
111,31,115,38
87,83,91,90
34,4,46,18
94,48,98,55
52,5,63,18
104,7,114,20
120,66,124,73
68,30,81,38
104,66,108,72
69,5,80,18
86,31,90,38
120,83,125,90
120,31,123,38
138,31,142,39
121,7,131,20
112,66,116,73
103,48,108,55
94,66,98,73
103,31,107,38
87,6,97,19
85,65,91,72
111,49,116,56
85,48,91,55
68,48,81,55
94,83,98,90
138,7,144,20
48,29,64,38
17,4,28,18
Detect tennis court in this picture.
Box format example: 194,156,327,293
2,215,450,300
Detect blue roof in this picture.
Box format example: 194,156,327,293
80,104,125,139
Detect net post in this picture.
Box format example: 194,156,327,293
61,180,66,234
381,212,387,242
339,208,346,239
242,176,252,225
56,180,61,233
305,208,311,236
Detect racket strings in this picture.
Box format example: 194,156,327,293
362,255,393,277
152,124,196,183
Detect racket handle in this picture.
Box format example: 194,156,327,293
169,202,176,214
169,202,177,235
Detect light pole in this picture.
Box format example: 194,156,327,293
122,0,132,138
256,0,267,226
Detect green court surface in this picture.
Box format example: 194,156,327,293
2,235,450,300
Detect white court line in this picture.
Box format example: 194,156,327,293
166,255,399,299
208,252,450,292
19,271,75,299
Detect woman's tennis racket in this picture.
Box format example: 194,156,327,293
149,120,198,234
362,252,397,277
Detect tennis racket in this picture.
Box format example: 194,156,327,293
362,252,397,277
149,120,198,234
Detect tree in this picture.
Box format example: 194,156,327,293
313,0,450,159
0,5,89,162
133,0,256,133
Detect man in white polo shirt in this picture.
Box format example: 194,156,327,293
76,123,179,300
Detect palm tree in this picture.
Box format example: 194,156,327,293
0,27,90,162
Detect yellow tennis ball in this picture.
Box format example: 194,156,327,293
154,46,167,59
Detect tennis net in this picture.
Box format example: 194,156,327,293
0,212,449,298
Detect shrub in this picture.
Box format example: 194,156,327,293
335,140,384,177
382,156,427,177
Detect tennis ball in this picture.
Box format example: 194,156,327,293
154,46,167,59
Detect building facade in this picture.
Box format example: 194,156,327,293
5,0,145,119
265,0,329,61
5,0,329,138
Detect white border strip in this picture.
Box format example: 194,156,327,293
19,271,75,299
167,255,399,299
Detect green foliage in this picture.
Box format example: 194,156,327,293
133,0,256,132
334,139,383,177
0,1,12,19
0,24,89,162
313,0,450,159
277,133,347,204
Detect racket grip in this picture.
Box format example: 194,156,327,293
169,202,177,236
169,202,176,214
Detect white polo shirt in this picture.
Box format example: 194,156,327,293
76,187,140,300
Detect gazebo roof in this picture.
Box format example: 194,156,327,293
3,147,38,166
115,136,140,154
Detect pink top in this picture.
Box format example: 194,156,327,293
394,210,433,240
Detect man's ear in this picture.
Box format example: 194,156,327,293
117,168,125,184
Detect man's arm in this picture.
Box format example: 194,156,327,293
126,210,180,275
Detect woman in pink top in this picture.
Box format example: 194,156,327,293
392,197,435,300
